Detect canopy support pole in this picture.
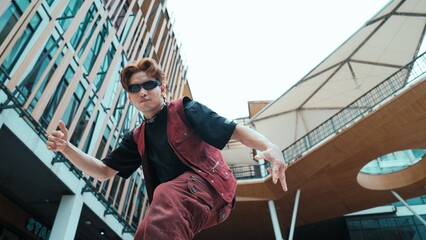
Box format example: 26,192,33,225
391,190,426,227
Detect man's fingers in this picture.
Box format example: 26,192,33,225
46,141,55,149
58,120,68,135
270,161,288,191
51,130,64,138
257,149,288,191
47,133,67,151
47,138,66,151
46,140,59,151
253,152,264,161
272,162,280,184
46,121,68,152
279,168,288,191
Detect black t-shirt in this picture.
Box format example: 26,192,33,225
102,99,237,183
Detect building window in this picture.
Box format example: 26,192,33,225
112,88,127,122
122,173,137,218
120,104,135,139
361,149,426,175
57,0,84,32
15,36,61,105
102,53,126,109
39,66,75,129
28,51,64,113
62,82,85,128
142,39,152,58
114,177,126,210
69,91,97,147
94,44,116,90
119,9,135,43
108,175,121,203
0,0,31,44
70,3,97,49
95,126,111,159
135,112,143,126
114,0,130,31
347,215,426,240
83,22,110,73
77,14,101,58
132,181,146,228
0,9,41,83
82,110,99,153
0,2,19,44
45,0,55,6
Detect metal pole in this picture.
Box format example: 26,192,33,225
391,190,426,227
288,189,301,240
268,200,283,240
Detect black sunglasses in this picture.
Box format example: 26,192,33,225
127,80,161,93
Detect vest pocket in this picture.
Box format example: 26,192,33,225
187,175,214,210
174,128,194,143
211,161,231,180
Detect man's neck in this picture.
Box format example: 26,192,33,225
144,103,165,123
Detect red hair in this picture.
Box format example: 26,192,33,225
120,58,165,91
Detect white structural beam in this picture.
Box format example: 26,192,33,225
288,189,301,240
391,190,426,227
268,200,283,240
50,195,84,240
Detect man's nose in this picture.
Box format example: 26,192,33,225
138,87,148,95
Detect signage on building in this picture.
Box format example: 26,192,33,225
25,218,51,240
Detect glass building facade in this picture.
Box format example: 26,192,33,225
361,149,426,175
0,0,189,239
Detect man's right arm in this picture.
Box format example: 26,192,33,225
47,120,118,181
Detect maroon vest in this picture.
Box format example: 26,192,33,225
133,97,237,203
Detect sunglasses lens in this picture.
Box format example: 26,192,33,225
128,84,141,93
127,80,160,93
142,80,159,90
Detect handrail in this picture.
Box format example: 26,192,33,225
230,161,271,180
282,52,426,164
229,52,426,180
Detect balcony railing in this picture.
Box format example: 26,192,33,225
282,52,426,164
230,161,271,180
229,52,426,180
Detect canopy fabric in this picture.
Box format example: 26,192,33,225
250,0,426,149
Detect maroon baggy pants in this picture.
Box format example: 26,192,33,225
134,171,233,240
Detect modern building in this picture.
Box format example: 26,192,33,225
0,1,426,240
0,0,190,239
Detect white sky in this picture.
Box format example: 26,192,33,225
166,0,391,119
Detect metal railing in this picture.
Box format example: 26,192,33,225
229,52,426,180
230,161,271,180
282,52,426,164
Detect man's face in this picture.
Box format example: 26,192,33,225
127,71,165,118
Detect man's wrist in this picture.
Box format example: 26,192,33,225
60,141,71,154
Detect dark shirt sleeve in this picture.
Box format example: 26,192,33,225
184,98,237,149
102,130,142,178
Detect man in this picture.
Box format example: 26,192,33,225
47,58,287,239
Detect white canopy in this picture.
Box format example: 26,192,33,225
250,0,426,150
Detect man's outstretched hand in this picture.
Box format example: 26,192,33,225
254,146,288,192
47,120,69,152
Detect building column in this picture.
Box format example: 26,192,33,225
288,189,301,240
50,195,84,240
268,200,283,240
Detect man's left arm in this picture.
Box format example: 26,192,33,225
230,124,288,191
